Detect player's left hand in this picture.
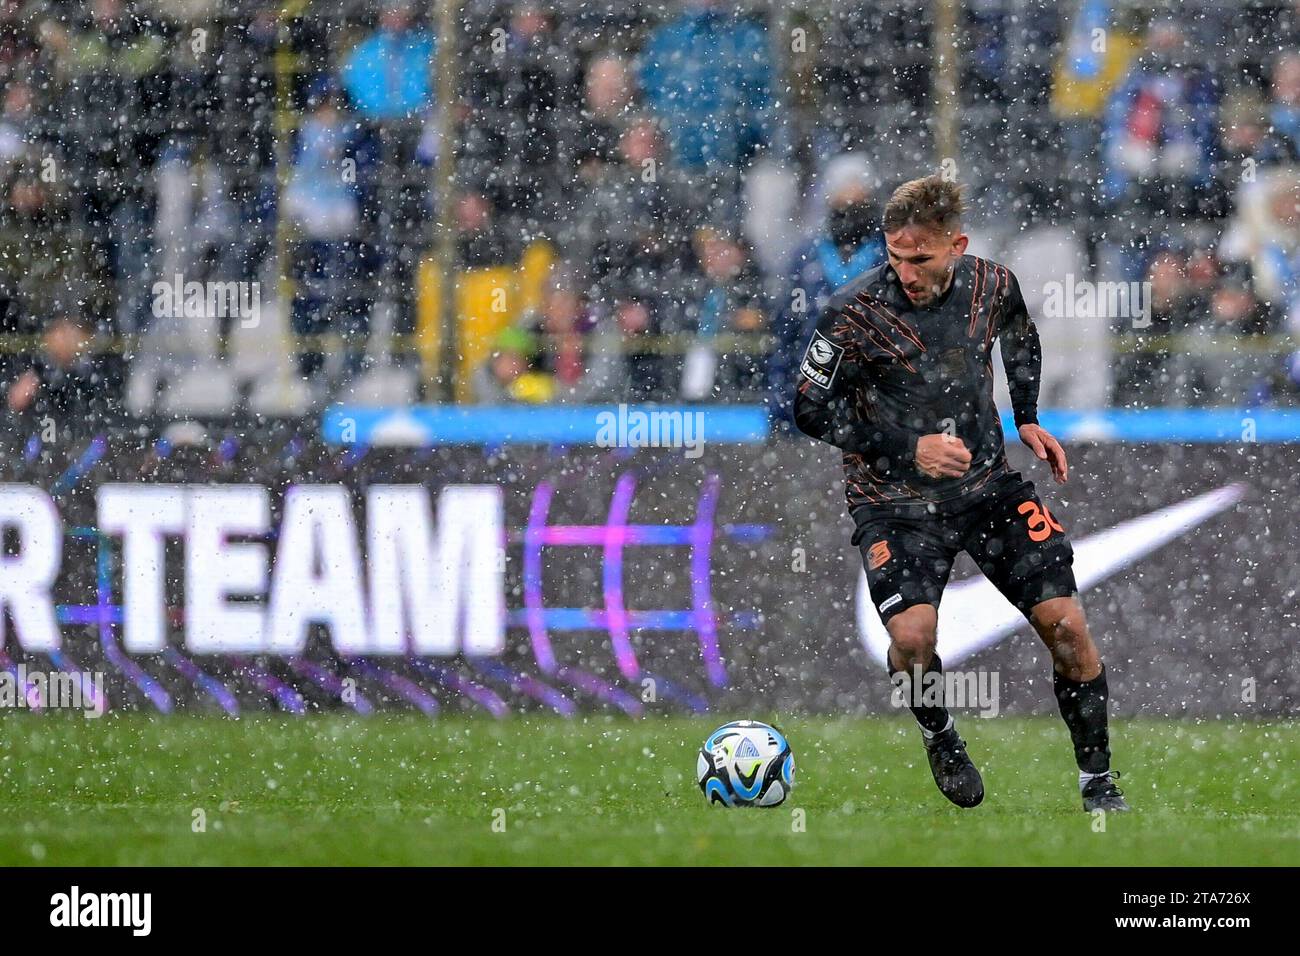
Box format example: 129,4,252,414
1018,423,1068,484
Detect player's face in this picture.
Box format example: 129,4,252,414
884,224,969,306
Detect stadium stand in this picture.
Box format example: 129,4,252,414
1,0,1299,423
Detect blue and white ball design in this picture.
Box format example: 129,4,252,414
696,720,795,807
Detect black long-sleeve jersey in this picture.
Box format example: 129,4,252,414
793,254,1042,512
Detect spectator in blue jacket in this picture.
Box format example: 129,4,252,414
1263,52,1300,164
766,153,886,428
1100,19,1218,208
638,0,772,172
340,2,435,122
285,83,375,386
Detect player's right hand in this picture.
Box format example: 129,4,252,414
915,433,972,479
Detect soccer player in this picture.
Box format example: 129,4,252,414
793,174,1128,812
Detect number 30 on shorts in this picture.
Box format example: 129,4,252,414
1017,500,1065,542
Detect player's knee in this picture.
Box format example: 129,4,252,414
1031,598,1094,661
886,606,938,669
1033,606,1081,643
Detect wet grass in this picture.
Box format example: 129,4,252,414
0,714,1295,865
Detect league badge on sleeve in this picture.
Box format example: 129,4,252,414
800,330,845,389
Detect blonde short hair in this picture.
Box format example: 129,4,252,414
882,174,967,233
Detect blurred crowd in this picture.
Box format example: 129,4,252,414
2,0,1300,427
1084,12,1300,406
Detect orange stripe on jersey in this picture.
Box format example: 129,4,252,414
849,476,885,505
840,307,918,373
967,257,986,337
840,302,888,338
983,264,1006,353
829,317,867,363
853,293,927,353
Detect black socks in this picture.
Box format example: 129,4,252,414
889,652,1113,770
889,651,951,736
1053,665,1112,774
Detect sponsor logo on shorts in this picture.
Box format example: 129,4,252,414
879,593,902,614
799,331,844,389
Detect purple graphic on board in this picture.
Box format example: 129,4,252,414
29,468,769,715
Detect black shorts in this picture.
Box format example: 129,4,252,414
852,475,1077,624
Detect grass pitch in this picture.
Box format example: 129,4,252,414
0,714,1295,866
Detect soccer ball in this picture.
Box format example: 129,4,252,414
696,720,795,807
